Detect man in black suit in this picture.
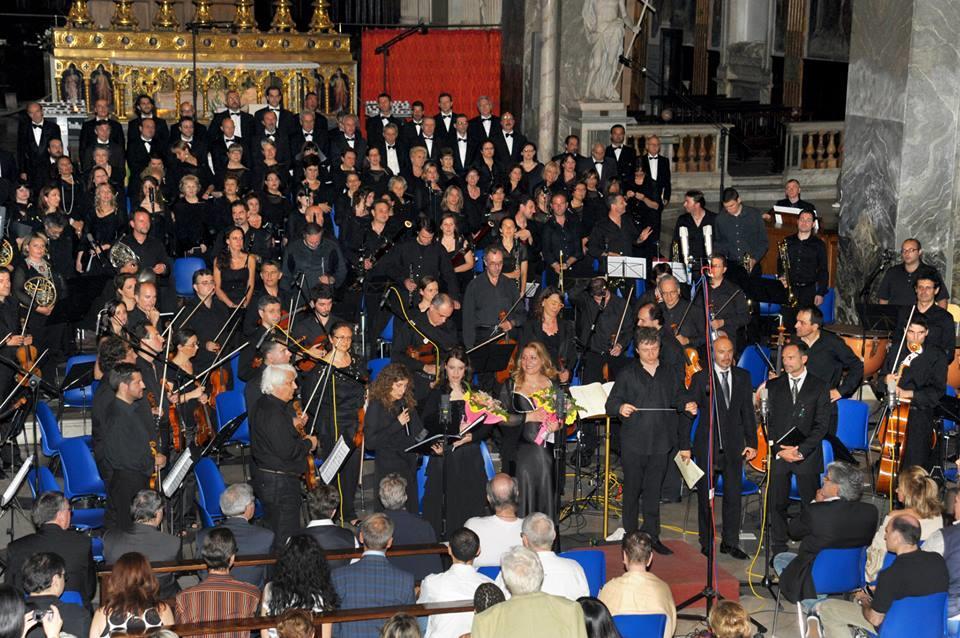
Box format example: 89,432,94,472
434,92,458,145
195,482,275,587
81,120,125,175
606,124,637,180
553,134,587,164
103,489,182,599
126,118,163,200
366,92,402,150
290,110,329,161
451,115,477,174
580,142,619,192
127,94,169,147
378,473,442,582
400,101,426,148
79,98,124,161
776,461,878,605
209,117,247,176
684,336,757,559
253,110,292,165
168,116,207,166
295,485,358,569
4,492,96,605
491,111,525,169
17,102,61,187
170,101,208,145
210,90,257,145
639,134,671,207
468,95,500,142
763,341,831,555
328,114,367,165
255,86,296,137
378,123,408,177
414,117,442,163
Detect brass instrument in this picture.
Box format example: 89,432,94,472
0,240,13,268
778,239,797,307
742,252,752,273
109,242,140,270
24,276,57,307
672,241,681,264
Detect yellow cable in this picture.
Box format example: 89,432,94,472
330,370,346,526
746,463,773,600
386,286,441,383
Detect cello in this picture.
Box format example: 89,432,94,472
875,343,922,496
749,319,786,473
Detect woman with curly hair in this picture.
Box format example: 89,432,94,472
90,552,175,636
260,535,339,638
363,363,424,513
213,226,256,308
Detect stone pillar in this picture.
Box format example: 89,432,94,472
716,0,773,102
691,0,710,95
782,0,806,109
537,0,558,159
837,0,960,319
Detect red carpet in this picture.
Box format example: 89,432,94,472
574,541,740,607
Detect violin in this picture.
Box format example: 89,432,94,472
193,402,214,447
293,400,318,491
495,310,518,385
353,406,366,448
168,402,183,452
406,342,437,366
876,342,923,496
671,322,702,388
149,441,160,490
294,334,329,373
750,322,787,474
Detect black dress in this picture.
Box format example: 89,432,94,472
362,398,424,514
84,210,121,274
171,199,210,255
500,381,560,520
420,388,492,536
217,260,249,306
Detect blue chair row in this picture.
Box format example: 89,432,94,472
473,549,606,598
758,279,836,325
26,467,104,532
194,456,264,526
62,355,97,412
36,401,92,462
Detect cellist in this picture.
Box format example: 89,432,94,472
883,315,947,472
574,277,631,385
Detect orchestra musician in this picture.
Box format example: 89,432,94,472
243,339,291,413
877,238,948,308
117,210,173,306
244,259,288,336
887,275,955,364
391,293,458,401
605,327,698,556
706,255,750,352
658,275,705,353
165,328,211,448
461,246,525,351
0,268,31,398
519,286,574,383
387,218,460,306
883,315,947,472
714,188,768,290
576,276,632,383
238,295,283,381
126,281,161,332
778,209,828,326
362,363,424,514
249,363,317,549
291,284,343,360
13,233,59,379
684,336,757,559
635,302,686,373
174,269,228,373
761,341,831,557
671,190,716,266
127,320,173,451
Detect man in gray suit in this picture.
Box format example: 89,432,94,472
103,490,182,599
195,483,275,587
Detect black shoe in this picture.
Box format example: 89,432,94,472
720,543,749,560
700,546,709,557
651,539,673,555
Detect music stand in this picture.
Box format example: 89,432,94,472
856,302,900,332
606,256,646,280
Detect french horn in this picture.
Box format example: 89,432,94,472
0,240,13,268
24,276,57,307
109,242,140,269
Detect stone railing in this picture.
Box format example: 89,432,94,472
784,121,844,173
624,123,732,193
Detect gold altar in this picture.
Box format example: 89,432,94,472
50,0,355,120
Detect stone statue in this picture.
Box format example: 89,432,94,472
582,0,639,101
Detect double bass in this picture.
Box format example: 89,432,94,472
749,320,786,473
876,343,922,496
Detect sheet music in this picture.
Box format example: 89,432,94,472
568,382,615,418
3,455,33,507
162,448,196,498
320,436,351,485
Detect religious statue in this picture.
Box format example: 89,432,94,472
582,0,639,101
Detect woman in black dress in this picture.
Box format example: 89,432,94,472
519,142,544,195
421,347,493,536
213,227,256,309
519,286,575,383
438,213,475,293
171,174,210,256
14,233,62,380
361,147,393,198
261,168,295,235
362,362,424,513
623,165,663,261
489,216,527,294
82,183,121,274
462,169,486,233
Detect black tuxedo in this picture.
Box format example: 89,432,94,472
686,366,758,548
468,114,501,141
779,499,878,603
81,140,125,175
451,135,479,173
492,128,526,168
433,111,458,143
400,120,426,147
170,120,208,146
365,113,402,149
290,127,330,160
606,144,637,180
412,134,442,162
17,118,61,185
168,135,208,167
79,118,125,158
210,109,257,144
5,524,96,603
638,154,672,203
376,141,411,177
253,130,292,165
254,106,296,136
126,136,163,195
127,115,169,146
209,136,249,175
329,131,367,163
578,155,619,191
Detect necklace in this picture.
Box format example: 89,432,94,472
61,181,75,216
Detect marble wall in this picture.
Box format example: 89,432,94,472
837,0,960,320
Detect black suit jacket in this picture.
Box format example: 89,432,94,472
126,116,170,146
208,136,250,176
433,112,459,144
5,524,96,603
79,118,125,159
638,154,672,203
491,129,525,168
253,130,292,165
103,523,182,599
365,113,402,149
685,367,758,462
376,141,411,176
606,144,637,179
766,372,831,475
290,128,330,160
385,510,443,582
170,120,209,146
412,135,442,163
468,115,501,142
329,131,367,164
779,499,878,602
210,110,257,145
126,137,162,191
81,141,124,175
196,516,275,587
17,119,61,183
254,106,296,136
295,521,357,569
578,156,619,191
451,136,479,173
400,120,426,147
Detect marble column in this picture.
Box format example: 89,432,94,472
537,0,559,159
837,0,960,320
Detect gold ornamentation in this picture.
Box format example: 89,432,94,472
153,0,179,29
110,0,138,30
308,0,334,33
66,0,94,28
193,0,214,27
233,0,257,31
271,0,295,32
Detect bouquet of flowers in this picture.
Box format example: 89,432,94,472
464,389,508,424
532,388,582,446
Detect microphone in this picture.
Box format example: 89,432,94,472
440,393,451,431
887,376,897,411
703,225,713,257
378,286,392,310
148,188,155,204
678,226,690,264
760,385,769,422
86,233,106,266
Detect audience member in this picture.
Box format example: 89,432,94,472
197,483,276,587
707,601,753,638
378,614,421,638
577,597,621,638
924,487,960,620
494,512,588,600
0,584,61,638
90,552,175,636
175,528,261,638
103,489,183,600
377,474,442,581
464,474,523,567
598,531,675,638
295,486,359,569
4,492,96,604
472,583,505,614
417,527,493,638
261,535,339,638
332,513,415,638
276,609,315,638
21,552,91,638
471,546,587,638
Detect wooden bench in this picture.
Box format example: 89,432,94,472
168,600,474,636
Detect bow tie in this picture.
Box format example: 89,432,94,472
595,160,603,165
386,145,395,150
270,107,280,112
442,113,452,119
303,131,313,137
32,124,43,130
266,133,276,140
345,136,355,141
504,132,513,138
224,137,236,143
229,110,241,115
96,118,108,123
613,145,622,150
482,116,492,121
141,138,152,143
458,137,467,143
141,114,153,119
424,136,433,141
648,155,658,160
412,120,423,125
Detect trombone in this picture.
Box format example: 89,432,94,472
778,239,798,307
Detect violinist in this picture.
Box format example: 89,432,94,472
291,284,343,361
99,299,128,339
102,363,165,531
706,255,750,352
888,275,955,364
574,277,631,384
176,269,228,372
414,276,439,313
883,315,947,471
238,295,282,382
115,273,138,313
166,328,211,448
635,302,686,375
92,336,135,482
0,269,29,401
462,246,525,350
250,364,317,549
388,218,461,306
659,274,705,352
243,339,291,413
128,321,174,452
391,293,458,400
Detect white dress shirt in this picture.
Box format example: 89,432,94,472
229,110,242,133
464,515,523,567
32,122,43,146
418,563,493,638
385,144,400,174
482,117,492,137
495,551,590,601
648,155,659,181
503,130,514,155
457,136,469,167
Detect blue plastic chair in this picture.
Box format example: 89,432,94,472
36,401,91,460
818,287,836,324
417,457,429,514
27,467,105,531
368,357,391,381
612,614,668,638
329,207,340,238
477,565,500,580
558,549,605,597
836,399,869,452
737,345,771,389
772,546,867,635
62,354,97,410
230,353,245,394
875,592,947,638
173,257,206,297
59,591,83,605
789,439,834,501
758,275,782,316
378,316,395,357
479,441,495,480
634,279,647,299
59,438,107,501
215,390,250,477
194,457,227,527
473,249,484,273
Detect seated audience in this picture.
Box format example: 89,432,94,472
473,582,506,614
377,474,442,581
815,515,948,638
197,483,276,587
103,489,182,600
276,609,315,638
472,546,587,638
598,531,675,638
707,601,753,638
0,584,62,638
465,474,523,567
378,614,421,638
495,512,588,601
776,462,878,605
261,535,339,638
90,552,175,636
577,597,621,638
4,492,96,605
175,528,261,638
21,552,91,638
332,513,415,638
924,488,960,620
295,485,359,570
417,527,493,638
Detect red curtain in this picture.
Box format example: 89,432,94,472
359,28,501,132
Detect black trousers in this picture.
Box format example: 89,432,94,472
769,468,819,552
621,452,669,538
694,452,743,548
901,415,935,471
106,469,150,531
252,468,302,550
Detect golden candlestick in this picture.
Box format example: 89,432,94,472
152,0,179,29
232,0,257,30
308,0,334,33
193,0,214,26
66,0,94,28
110,0,138,29
270,0,295,32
